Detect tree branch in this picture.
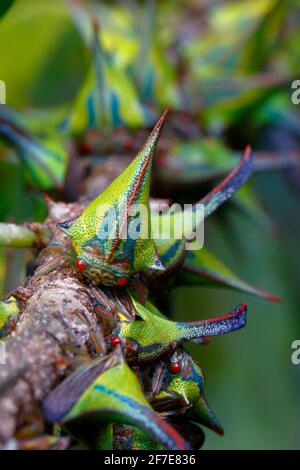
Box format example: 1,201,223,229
0,202,102,447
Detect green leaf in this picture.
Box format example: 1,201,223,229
68,26,145,136
0,105,68,190
179,248,280,302
0,1,86,108
238,0,287,73
156,137,238,186
0,0,14,20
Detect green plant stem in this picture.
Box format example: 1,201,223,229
0,223,36,248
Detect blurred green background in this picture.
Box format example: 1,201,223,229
1,0,300,449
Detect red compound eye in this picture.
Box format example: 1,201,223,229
110,336,122,347
76,259,86,271
117,277,128,286
170,362,182,374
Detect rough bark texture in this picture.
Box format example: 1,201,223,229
0,200,101,447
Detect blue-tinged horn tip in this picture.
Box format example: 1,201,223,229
57,219,74,234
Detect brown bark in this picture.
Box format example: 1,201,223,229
0,201,101,447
